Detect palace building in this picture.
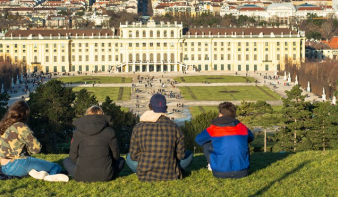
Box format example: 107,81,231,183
0,20,305,73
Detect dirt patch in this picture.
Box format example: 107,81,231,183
83,78,101,80
219,91,239,93
205,77,223,79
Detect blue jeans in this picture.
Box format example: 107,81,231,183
1,156,61,177
126,151,193,173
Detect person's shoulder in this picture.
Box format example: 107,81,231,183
11,122,28,130
102,126,115,135
238,122,249,129
9,122,31,135
12,122,26,127
134,121,147,127
159,115,174,123
159,116,181,129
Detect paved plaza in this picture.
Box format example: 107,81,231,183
7,70,324,125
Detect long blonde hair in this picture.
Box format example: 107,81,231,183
0,100,30,135
85,105,104,115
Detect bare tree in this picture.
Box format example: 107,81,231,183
321,21,334,39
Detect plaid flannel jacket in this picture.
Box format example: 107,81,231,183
129,115,186,181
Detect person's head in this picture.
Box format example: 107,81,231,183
0,100,30,135
218,102,236,118
149,94,167,113
85,105,104,115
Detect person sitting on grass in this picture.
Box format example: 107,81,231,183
63,105,125,182
195,102,254,179
0,100,68,182
126,94,193,181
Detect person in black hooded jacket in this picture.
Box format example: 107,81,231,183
63,105,125,182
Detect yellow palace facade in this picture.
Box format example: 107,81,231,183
0,20,305,73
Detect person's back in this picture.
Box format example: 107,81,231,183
127,94,191,181
195,102,254,178
64,106,124,182
131,114,185,181
71,115,117,182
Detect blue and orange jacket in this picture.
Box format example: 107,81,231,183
195,116,254,177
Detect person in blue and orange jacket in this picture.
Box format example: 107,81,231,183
195,102,254,179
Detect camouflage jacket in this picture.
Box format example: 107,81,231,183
0,122,41,159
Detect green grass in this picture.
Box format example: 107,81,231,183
58,76,132,84
121,107,130,112
174,75,255,83
251,132,276,149
189,106,218,118
272,105,283,112
72,87,131,101
1,151,337,196
179,86,281,101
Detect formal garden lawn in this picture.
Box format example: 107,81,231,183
179,86,281,101
58,76,132,84
1,151,337,196
174,75,255,83
72,87,131,101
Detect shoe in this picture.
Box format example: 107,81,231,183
207,164,212,171
29,169,49,180
44,174,69,182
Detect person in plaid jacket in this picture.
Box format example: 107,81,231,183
127,94,193,181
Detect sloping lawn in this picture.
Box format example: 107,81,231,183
174,75,255,83
0,151,337,196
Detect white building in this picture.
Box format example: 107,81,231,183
0,20,306,73
266,3,296,23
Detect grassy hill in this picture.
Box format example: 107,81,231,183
1,150,337,196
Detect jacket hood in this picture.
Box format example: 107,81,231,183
73,115,111,136
211,115,239,127
140,110,166,122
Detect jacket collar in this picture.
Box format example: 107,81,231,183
140,110,166,122
211,115,239,127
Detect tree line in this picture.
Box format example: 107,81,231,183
285,61,338,100
0,57,25,91
300,13,338,40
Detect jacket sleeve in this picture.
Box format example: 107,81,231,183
18,125,41,155
129,127,140,161
69,131,80,163
248,129,254,143
195,129,211,146
176,128,186,160
108,129,120,161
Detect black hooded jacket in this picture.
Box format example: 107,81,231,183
69,114,120,182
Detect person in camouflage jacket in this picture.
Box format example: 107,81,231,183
0,100,68,182
126,94,193,181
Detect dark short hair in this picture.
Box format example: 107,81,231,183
218,102,236,118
